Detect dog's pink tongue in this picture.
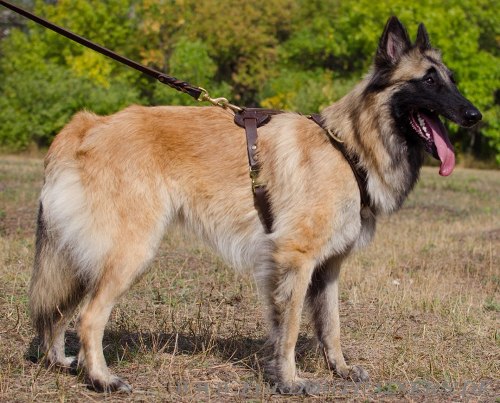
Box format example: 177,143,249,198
422,113,456,176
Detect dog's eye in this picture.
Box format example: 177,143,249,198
424,76,435,85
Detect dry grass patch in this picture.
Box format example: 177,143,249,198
0,155,498,401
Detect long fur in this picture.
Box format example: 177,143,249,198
29,17,481,393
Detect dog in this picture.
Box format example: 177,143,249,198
29,16,481,393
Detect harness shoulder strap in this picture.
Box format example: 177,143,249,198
309,114,371,209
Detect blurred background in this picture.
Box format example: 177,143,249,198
0,0,498,165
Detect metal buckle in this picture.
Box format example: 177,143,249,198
249,168,265,192
198,87,243,112
327,128,344,143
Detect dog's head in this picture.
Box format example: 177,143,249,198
368,16,482,176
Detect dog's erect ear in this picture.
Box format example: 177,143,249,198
376,16,411,66
415,23,431,51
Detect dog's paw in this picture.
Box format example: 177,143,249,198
335,364,369,382
274,378,320,395
88,375,132,393
46,355,78,372
348,365,369,382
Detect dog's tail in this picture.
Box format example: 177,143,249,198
29,202,86,345
30,111,109,347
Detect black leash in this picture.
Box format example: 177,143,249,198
0,0,241,109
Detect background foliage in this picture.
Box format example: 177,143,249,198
0,0,498,163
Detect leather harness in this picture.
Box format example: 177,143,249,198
234,108,371,234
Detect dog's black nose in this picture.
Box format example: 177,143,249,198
464,108,482,124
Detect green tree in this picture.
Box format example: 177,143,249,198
272,0,499,162
0,0,143,150
136,0,295,104
0,0,498,163
0,62,140,149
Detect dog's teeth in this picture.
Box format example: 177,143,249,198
416,115,429,136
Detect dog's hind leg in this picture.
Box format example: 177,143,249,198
306,256,369,382
76,241,159,393
263,247,317,394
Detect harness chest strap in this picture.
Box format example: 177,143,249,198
234,109,371,234
234,108,282,233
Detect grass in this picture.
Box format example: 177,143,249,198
0,154,498,402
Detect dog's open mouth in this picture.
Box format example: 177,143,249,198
409,110,455,176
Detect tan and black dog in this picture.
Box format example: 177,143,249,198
30,16,481,393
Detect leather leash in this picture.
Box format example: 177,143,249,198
0,0,242,111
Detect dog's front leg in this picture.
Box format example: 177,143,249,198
265,250,317,394
307,256,369,382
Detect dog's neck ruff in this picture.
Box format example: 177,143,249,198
234,109,372,233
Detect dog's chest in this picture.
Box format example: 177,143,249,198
327,205,378,259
